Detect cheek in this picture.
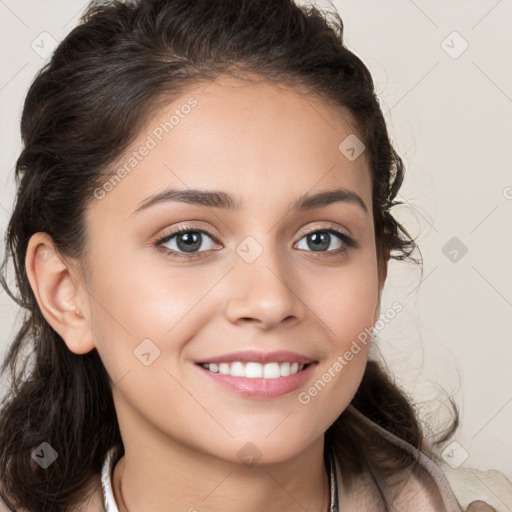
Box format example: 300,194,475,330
296,255,379,408
304,254,380,345
85,232,244,403
87,260,201,372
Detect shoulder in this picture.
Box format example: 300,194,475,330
390,465,510,512
338,406,511,512
343,405,464,511
437,461,512,512
334,451,462,512
389,465,462,512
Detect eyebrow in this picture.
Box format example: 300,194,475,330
132,186,369,215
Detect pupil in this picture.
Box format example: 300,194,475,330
178,232,201,252
309,232,329,251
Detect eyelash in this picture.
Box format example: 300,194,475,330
154,223,358,260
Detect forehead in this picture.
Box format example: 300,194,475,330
92,74,372,220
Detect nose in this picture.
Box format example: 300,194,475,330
221,239,306,330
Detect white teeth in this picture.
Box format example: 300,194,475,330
263,362,280,379
280,362,291,377
219,363,230,375
230,361,246,377
201,361,307,378
245,362,263,378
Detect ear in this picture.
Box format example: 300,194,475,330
25,232,96,355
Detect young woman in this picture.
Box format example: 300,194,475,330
0,0,505,511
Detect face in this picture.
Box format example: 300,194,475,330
78,74,384,464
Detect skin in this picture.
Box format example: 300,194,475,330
25,73,388,512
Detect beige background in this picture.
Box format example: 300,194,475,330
1,0,511,482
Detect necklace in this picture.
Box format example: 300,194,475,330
102,447,339,512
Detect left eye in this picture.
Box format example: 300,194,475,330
295,229,348,253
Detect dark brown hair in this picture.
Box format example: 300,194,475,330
0,0,457,510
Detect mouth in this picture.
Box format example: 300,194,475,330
196,361,313,379
194,360,318,399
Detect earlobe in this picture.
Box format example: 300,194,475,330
25,232,96,355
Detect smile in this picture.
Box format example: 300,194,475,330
196,361,317,399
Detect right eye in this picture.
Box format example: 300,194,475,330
155,226,221,260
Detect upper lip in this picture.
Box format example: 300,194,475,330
195,350,316,365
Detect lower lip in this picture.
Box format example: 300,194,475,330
195,363,317,399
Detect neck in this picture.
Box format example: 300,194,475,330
111,437,331,512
